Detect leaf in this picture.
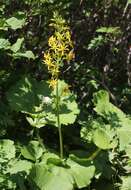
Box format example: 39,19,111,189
93,128,111,150
48,80,80,126
7,76,51,114
21,141,44,161
81,119,117,149
67,159,95,188
96,27,121,34
88,35,105,50
29,163,74,190
93,90,131,151
93,90,131,127
0,140,15,162
8,160,32,175
11,38,24,53
0,38,10,50
6,16,26,30
125,145,131,158
0,18,8,31
13,50,35,59
51,94,80,126
120,176,131,190
117,127,131,151
41,152,60,165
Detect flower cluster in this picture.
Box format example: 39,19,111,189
43,18,75,89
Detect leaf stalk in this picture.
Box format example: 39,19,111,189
56,79,63,159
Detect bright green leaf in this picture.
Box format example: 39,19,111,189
93,90,131,150
6,16,26,30
0,38,10,50
13,50,35,59
96,27,121,34
11,38,24,53
29,164,74,190
21,141,44,161
67,159,95,188
8,160,32,175
93,129,111,150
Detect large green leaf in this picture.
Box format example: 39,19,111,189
67,159,95,188
93,90,131,151
93,90,131,126
29,163,74,190
21,141,44,161
93,128,111,150
93,90,125,122
81,119,117,150
6,16,26,30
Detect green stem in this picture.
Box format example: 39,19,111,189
56,79,63,159
87,148,101,161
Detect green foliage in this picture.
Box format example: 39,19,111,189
7,76,79,127
120,176,131,190
67,159,95,188
92,128,112,150
0,139,33,189
96,27,121,34
0,38,10,49
0,140,15,162
21,140,45,161
29,164,74,190
93,90,131,151
29,155,95,190
11,38,24,53
6,15,26,30
88,35,106,50
8,160,32,175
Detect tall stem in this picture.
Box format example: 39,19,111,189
56,79,63,159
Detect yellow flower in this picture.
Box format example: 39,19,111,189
48,36,57,50
51,66,59,77
65,31,71,41
44,51,52,61
67,50,75,61
58,43,68,55
43,17,74,83
48,79,57,89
